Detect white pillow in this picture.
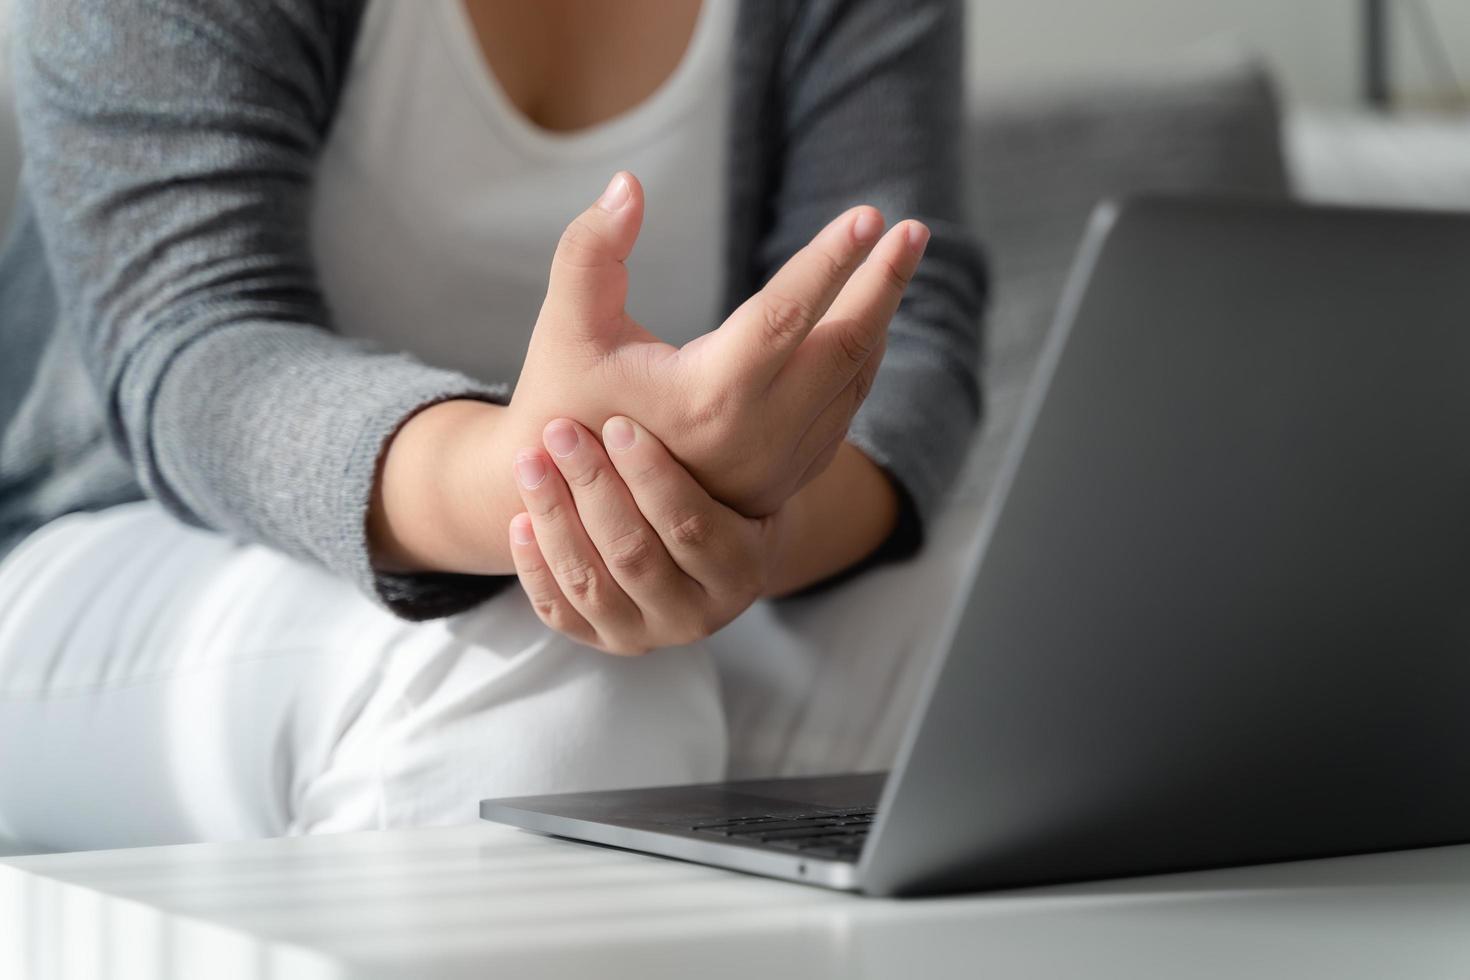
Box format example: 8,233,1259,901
711,434,999,778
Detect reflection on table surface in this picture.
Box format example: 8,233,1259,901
5,824,1470,979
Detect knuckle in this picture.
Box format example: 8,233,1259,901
603,527,657,577
533,596,581,636
620,453,666,489
534,493,567,523
875,255,913,295
832,321,877,369
686,386,733,435
760,291,819,345
564,459,605,490
805,243,850,288
555,216,605,269
529,594,558,623
552,555,601,604
668,511,717,551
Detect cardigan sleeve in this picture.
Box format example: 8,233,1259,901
13,0,513,620
763,0,987,561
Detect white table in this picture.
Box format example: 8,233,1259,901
4,825,1470,979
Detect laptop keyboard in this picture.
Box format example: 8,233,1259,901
688,807,876,862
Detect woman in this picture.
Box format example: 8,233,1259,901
0,0,984,850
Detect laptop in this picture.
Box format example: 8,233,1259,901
482,198,1470,897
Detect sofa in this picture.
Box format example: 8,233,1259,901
0,37,1465,822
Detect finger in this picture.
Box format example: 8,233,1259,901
541,419,704,615
513,447,647,653
775,220,927,419
540,171,646,344
602,416,767,601
508,513,600,650
791,330,889,478
712,205,884,384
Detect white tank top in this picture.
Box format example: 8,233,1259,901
310,0,733,387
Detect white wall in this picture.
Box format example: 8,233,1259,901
966,0,1470,109
1389,0,1470,106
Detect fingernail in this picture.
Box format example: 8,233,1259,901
603,417,636,452
597,172,630,212
907,221,931,255
545,420,579,458
853,208,883,245
515,452,547,489
511,514,534,546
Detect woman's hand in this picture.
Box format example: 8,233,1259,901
508,416,786,655
506,171,929,518
371,171,926,577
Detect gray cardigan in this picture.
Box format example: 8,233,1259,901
0,0,985,620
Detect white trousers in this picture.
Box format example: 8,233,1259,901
0,503,726,852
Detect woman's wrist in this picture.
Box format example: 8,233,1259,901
368,398,528,576
368,399,901,593
762,442,900,597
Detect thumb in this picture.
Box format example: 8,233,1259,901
541,171,645,343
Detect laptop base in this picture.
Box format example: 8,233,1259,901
480,772,885,891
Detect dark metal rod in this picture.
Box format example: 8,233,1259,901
1363,0,1392,108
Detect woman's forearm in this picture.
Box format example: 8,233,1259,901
369,399,529,576
764,443,899,597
